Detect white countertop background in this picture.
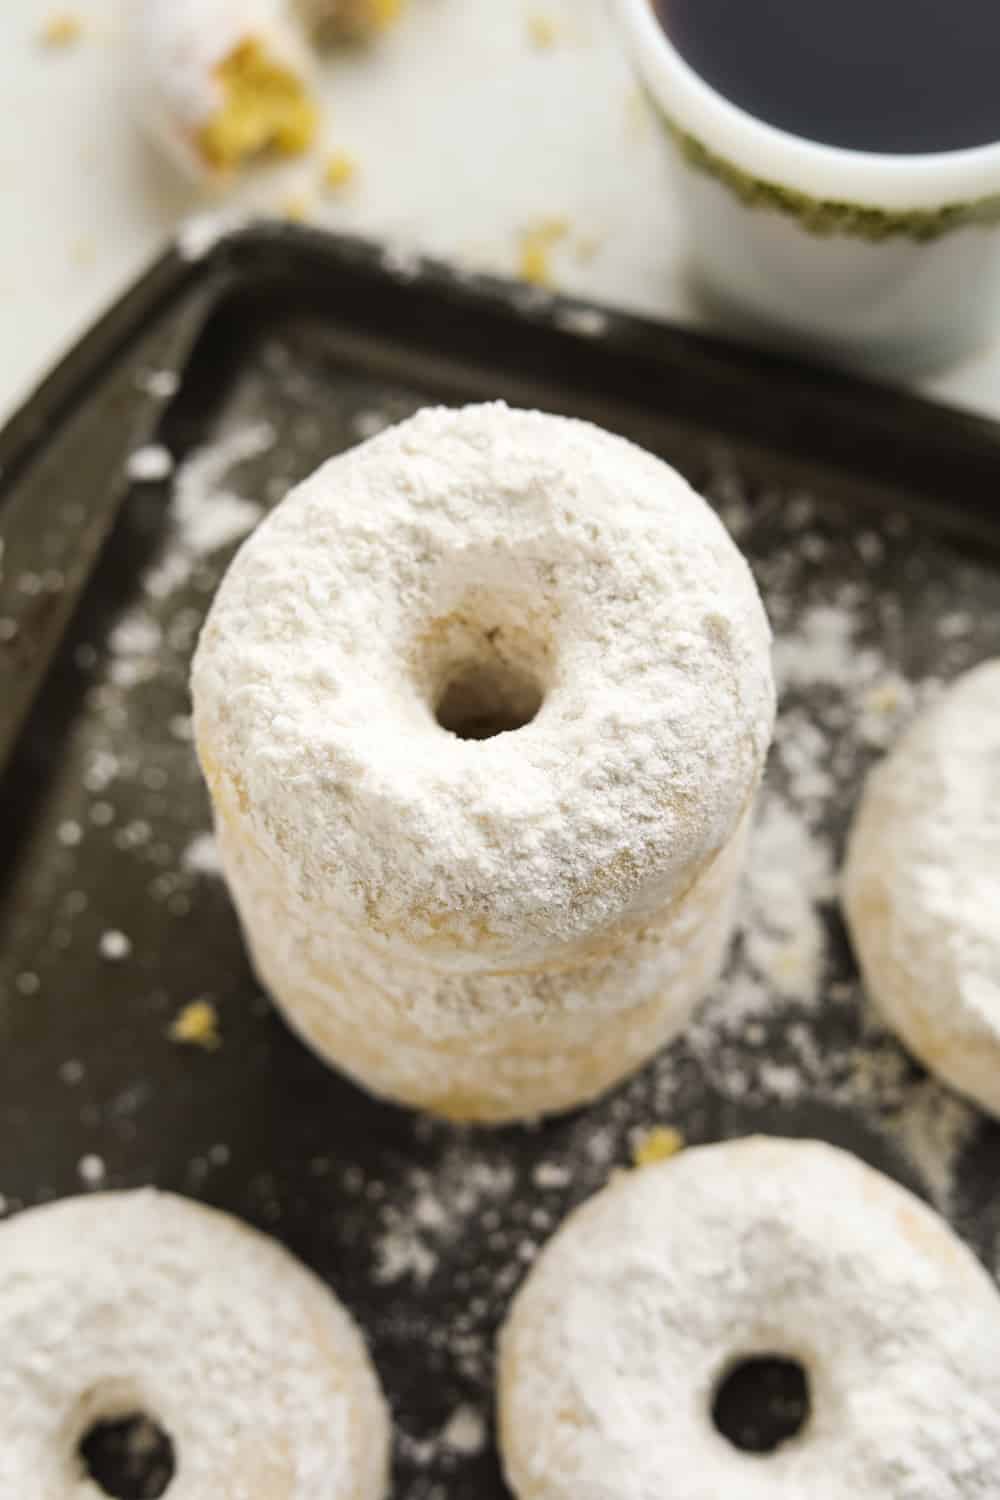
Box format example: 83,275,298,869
4,0,1000,427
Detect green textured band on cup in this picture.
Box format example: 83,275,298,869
661,113,1000,242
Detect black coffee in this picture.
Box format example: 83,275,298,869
655,0,1000,155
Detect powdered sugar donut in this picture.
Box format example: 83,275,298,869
498,1137,1000,1500
134,0,400,177
0,1190,389,1499
192,402,774,1121
842,659,1000,1117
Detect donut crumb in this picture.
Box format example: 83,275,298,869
631,1125,685,1168
526,13,558,49
517,219,569,287
40,12,83,47
197,40,319,172
168,1000,221,1051
323,151,358,190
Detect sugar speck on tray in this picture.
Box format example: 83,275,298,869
58,819,83,847
83,749,118,793
59,1059,84,1085
440,1404,487,1456
183,832,222,876
98,930,131,962
353,409,391,441
126,445,174,483
136,369,180,400
553,306,611,338
78,1154,105,1187
532,1161,571,1189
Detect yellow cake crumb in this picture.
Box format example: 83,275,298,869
631,1125,685,1168
526,12,558,49
40,11,83,48
197,40,319,172
517,217,569,287
169,1000,221,1051
323,150,358,190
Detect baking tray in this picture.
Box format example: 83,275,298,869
2,223,1000,1498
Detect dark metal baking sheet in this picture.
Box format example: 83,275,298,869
2,225,1000,1498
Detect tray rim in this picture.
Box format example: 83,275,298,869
5,220,1000,515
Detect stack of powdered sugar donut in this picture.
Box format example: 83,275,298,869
4,403,1000,1499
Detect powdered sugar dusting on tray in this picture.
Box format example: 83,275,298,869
171,424,272,553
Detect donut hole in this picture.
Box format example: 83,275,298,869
418,595,552,742
79,1414,175,1499
711,1356,810,1455
435,658,544,740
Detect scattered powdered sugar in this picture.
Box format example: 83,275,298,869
373,1222,437,1286
83,749,119,794
136,369,180,401
171,423,272,557
552,305,611,338
532,1162,571,1190
774,601,878,690
372,1151,517,1288
143,551,193,603
741,792,834,1004
107,612,163,689
138,423,273,605
440,1404,487,1456
77,1154,105,1186
98,930,132,962
183,832,221,876
127,445,175,484
352,409,392,441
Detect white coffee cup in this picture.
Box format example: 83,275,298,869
614,0,1000,374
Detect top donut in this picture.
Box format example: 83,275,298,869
192,403,775,968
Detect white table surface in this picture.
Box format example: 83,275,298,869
4,0,1000,427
